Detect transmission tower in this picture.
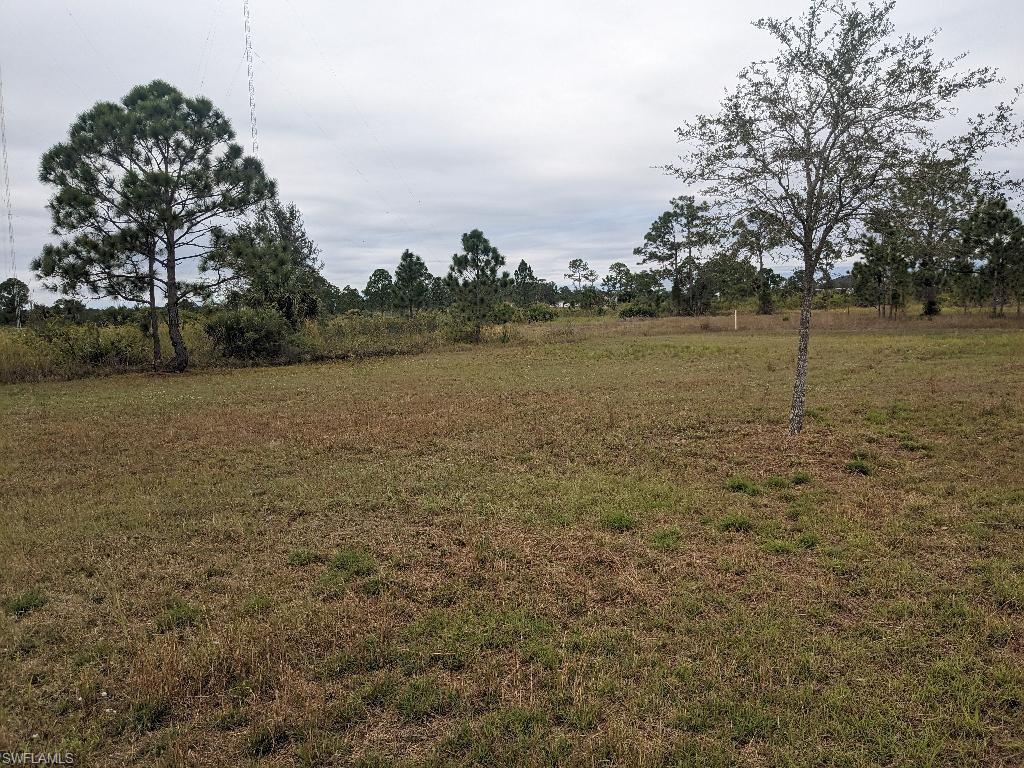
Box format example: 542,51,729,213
0,58,19,327
243,0,259,157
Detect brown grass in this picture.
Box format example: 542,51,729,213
1,311,1022,766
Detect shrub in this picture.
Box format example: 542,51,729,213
34,322,151,372
618,302,659,319
204,307,292,361
525,303,557,322
765,475,790,489
0,329,60,383
791,471,812,486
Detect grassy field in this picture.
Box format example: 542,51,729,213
2,312,1023,766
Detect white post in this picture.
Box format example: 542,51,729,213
733,309,738,331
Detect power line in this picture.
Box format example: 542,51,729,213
243,0,259,157
0,57,20,326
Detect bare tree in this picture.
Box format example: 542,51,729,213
668,0,1017,434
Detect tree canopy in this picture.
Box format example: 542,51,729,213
35,79,274,370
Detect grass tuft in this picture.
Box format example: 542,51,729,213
155,599,200,632
4,589,47,617
330,548,378,578
600,510,639,532
717,513,753,534
650,527,682,551
287,548,322,566
725,477,759,495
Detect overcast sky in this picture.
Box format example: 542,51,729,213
1,0,1021,302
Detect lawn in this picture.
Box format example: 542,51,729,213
2,314,1023,766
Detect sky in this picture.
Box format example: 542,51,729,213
0,0,1022,303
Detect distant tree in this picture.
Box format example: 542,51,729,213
394,250,431,316
0,278,29,325
534,280,559,305
511,259,539,307
206,200,325,327
334,285,365,312
702,251,758,305
963,196,1024,316
601,262,632,304
634,196,721,314
426,276,452,309
52,297,88,324
731,213,783,314
564,258,598,292
851,236,909,317
669,1,1015,433
445,229,510,342
364,269,395,314
34,80,274,370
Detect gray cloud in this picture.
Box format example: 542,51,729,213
1,0,1021,302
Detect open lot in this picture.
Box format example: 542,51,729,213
2,313,1023,766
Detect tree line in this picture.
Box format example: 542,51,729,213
3,0,1022,434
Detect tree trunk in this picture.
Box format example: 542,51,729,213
787,268,814,436
164,237,189,372
147,246,162,368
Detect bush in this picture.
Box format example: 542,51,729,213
36,322,151,371
0,329,59,383
618,302,659,319
314,312,441,357
525,303,557,322
205,307,292,361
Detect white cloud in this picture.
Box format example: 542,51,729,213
1,0,1021,301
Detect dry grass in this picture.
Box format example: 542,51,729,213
1,311,1023,766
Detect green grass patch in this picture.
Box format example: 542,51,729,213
4,588,47,617
650,527,682,551
600,510,638,532
725,477,759,496
155,599,200,632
